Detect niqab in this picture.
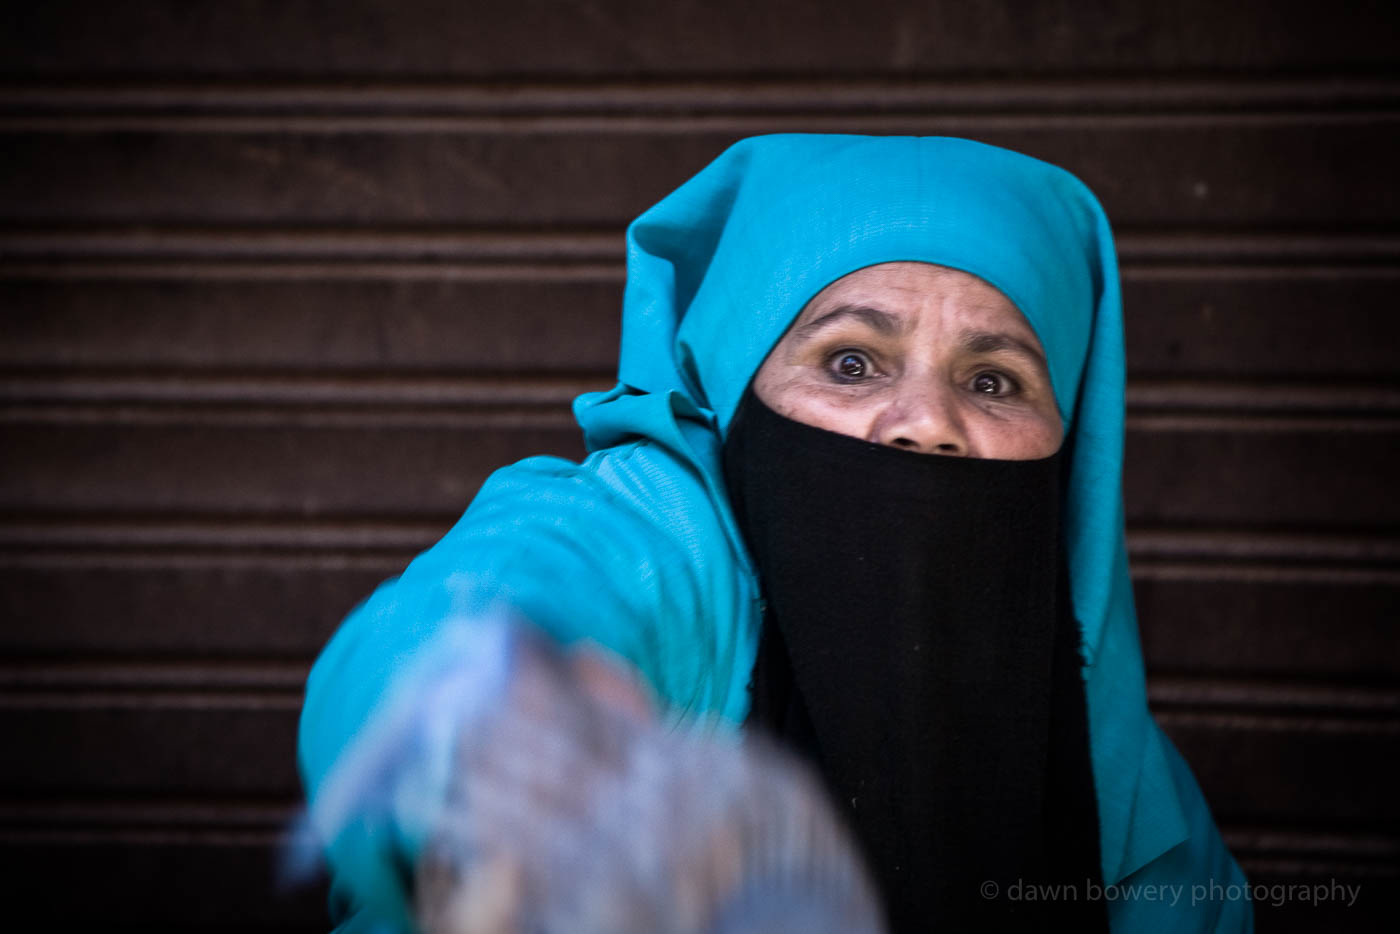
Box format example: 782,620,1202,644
725,389,1107,930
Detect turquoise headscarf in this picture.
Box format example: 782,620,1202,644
299,135,1249,932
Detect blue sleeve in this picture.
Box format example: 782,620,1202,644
296,444,758,931
1106,731,1254,932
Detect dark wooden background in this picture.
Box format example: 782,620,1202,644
1,1,1396,930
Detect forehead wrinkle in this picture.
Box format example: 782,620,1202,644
960,329,1050,371
791,303,907,341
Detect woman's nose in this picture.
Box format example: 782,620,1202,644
870,380,970,455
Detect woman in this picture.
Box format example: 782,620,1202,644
298,134,1252,931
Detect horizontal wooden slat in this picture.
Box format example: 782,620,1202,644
0,661,308,694
0,518,448,552
1232,879,1392,934
0,376,606,413
1,122,1397,227
8,662,1396,718
0,228,625,263
1225,823,1400,932
4,78,1399,118
3,1,1396,77
4,520,1393,566
1135,575,1400,679
0,707,300,796
1149,679,1400,717
4,228,1395,264
0,830,1388,932
0,547,1393,678
3,269,1399,379
0,277,624,372
3,375,1397,418
1121,271,1400,380
0,826,1390,932
10,804,1390,866
1158,712,1400,827
1121,422,1399,528
0,839,325,928
0,561,400,658
9,801,1395,874
0,420,585,517
2,701,1393,828
2,418,1395,526
0,835,1388,933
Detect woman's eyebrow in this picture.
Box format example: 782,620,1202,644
792,304,906,340
961,330,1049,370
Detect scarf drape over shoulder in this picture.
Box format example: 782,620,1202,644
299,135,1249,933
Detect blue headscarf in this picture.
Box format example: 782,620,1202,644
579,130,1173,876
300,135,1249,932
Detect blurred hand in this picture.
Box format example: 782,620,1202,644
412,622,885,934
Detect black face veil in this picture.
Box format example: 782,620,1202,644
723,388,1107,931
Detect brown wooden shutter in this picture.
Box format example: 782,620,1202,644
2,2,1396,929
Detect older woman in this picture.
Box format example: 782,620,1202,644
298,134,1251,932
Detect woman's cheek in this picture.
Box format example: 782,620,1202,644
969,407,1064,460
756,367,876,431
781,391,877,440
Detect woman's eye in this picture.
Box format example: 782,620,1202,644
971,371,1017,395
829,351,873,381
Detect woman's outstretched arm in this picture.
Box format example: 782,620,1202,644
296,442,760,931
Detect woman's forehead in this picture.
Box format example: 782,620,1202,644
794,262,1045,348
